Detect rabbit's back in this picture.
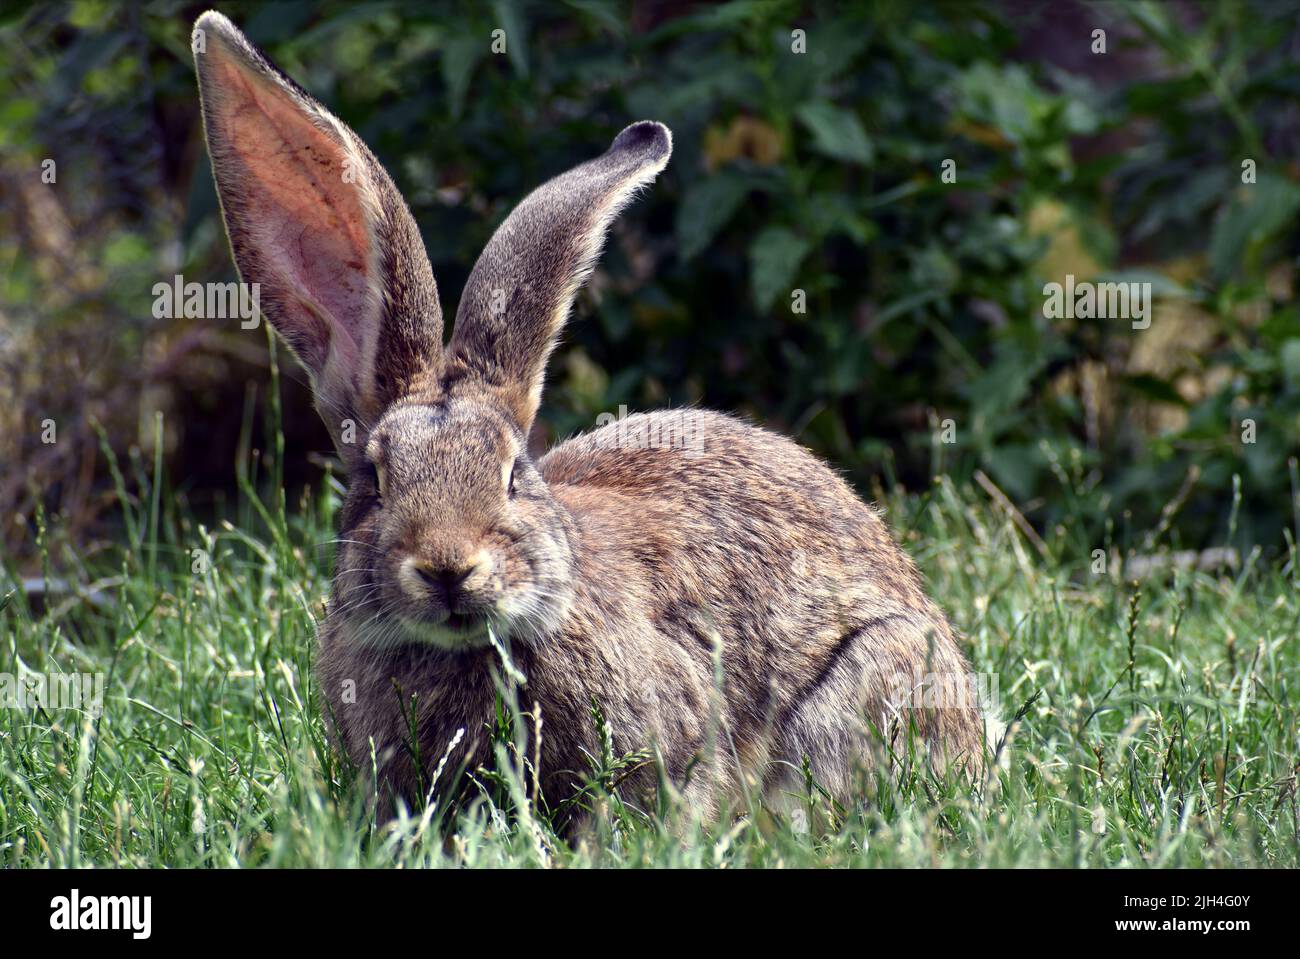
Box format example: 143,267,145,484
542,408,930,613
541,409,987,793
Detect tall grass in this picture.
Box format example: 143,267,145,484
1,395,1296,867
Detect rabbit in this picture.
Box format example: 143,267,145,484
192,10,993,822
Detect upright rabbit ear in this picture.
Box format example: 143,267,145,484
448,121,671,430
192,11,443,459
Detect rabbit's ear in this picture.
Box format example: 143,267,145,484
192,11,443,457
448,121,671,429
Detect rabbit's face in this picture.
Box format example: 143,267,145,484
331,397,575,651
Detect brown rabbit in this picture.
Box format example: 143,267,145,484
193,10,992,820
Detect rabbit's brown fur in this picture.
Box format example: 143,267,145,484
193,10,991,820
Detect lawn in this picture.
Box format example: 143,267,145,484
2,427,1296,868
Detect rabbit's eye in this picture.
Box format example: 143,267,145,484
365,460,385,504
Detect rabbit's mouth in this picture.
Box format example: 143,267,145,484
443,612,486,634
388,609,493,650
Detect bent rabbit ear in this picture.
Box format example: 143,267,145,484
448,121,672,430
192,10,443,458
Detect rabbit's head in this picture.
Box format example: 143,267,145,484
331,392,580,649
193,11,671,648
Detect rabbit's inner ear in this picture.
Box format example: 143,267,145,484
216,77,373,362
194,12,444,455
196,24,376,389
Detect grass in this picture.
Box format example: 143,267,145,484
1,407,1297,868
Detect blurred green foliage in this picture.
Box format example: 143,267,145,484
2,0,1299,560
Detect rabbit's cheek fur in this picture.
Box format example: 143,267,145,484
491,498,577,643
329,498,404,649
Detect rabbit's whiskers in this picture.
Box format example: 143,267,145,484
322,538,382,552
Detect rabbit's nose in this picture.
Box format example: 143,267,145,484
415,563,468,596
403,556,487,607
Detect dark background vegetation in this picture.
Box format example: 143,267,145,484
2,0,1299,569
